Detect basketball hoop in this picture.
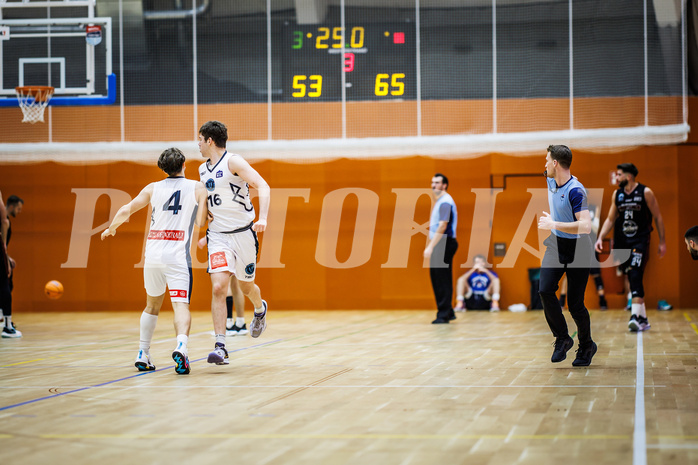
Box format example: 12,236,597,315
15,86,54,124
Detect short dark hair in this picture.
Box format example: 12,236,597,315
434,173,449,188
6,195,23,207
199,120,228,148
547,145,572,169
157,147,186,176
686,225,698,242
617,163,639,177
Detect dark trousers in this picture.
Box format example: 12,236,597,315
539,234,592,345
429,236,458,321
0,269,11,318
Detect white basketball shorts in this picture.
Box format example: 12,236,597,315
206,229,259,281
143,262,192,303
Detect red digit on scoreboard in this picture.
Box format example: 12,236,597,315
344,52,355,72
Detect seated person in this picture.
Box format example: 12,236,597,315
455,254,500,311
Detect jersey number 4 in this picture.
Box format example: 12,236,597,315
163,190,183,215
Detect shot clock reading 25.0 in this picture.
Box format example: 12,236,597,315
282,23,416,102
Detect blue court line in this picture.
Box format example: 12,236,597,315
0,339,283,412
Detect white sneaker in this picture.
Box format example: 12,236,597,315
1,325,22,338
250,300,267,338
135,350,155,371
207,343,229,365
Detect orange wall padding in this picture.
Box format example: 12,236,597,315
0,97,683,143
1,146,696,313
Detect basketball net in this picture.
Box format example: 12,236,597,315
15,86,54,124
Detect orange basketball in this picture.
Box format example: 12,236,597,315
44,280,64,300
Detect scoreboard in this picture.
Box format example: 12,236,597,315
282,22,416,101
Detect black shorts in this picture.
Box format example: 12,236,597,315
614,241,650,274
465,295,491,310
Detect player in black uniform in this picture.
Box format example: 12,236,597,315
595,163,666,332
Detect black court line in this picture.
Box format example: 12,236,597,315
0,338,283,412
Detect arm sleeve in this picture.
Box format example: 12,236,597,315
569,188,588,215
438,202,452,222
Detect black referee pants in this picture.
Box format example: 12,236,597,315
429,236,458,321
539,234,592,345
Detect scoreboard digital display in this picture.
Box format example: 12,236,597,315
283,22,416,101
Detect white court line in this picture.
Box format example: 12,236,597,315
647,444,698,450
0,384,649,389
634,332,647,465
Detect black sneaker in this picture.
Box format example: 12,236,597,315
1,325,22,338
628,314,641,332
551,336,574,363
599,296,608,310
226,322,248,337
637,316,650,331
572,341,598,367
431,318,450,324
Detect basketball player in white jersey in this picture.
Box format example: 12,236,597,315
197,120,270,366
102,148,208,374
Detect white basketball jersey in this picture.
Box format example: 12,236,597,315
199,151,255,232
145,177,199,265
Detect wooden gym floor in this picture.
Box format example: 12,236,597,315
1,309,697,465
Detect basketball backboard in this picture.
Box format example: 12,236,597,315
0,0,115,107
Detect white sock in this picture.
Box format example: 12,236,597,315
4,315,11,329
236,317,245,326
215,334,226,346
139,312,158,353
175,334,188,353
254,305,265,315
226,318,234,328
631,303,643,317
638,303,647,318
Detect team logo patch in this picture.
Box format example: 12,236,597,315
205,178,216,191
216,170,223,178
170,289,188,298
211,252,228,269
245,263,255,275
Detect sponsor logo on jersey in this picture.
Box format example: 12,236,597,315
147,230,185,241
216,170,223,178
618,193,624,201
170,289,188,298
245,263,255,275
622,220,638,237
205,178,216,191
634,196,642,201
211,251,228,269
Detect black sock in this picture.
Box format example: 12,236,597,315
226,296,233,319
559,294,566,307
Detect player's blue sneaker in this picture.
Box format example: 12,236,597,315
657,300,673,311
